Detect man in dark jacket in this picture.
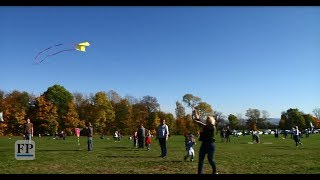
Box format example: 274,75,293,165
137,124,146,148
87,122,93,151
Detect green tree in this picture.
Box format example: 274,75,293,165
228,114,240,129
43,84,73,115
259,110,270,129
175,101,186,118
146,112,160,134
43,84,73,130
312,108,320,119
302,114,314,130
287,108,306,128
279,112,287,130
182,94,201,110
141,95,160,114
124,95,139,105
214,111,226,130
107,90,122,104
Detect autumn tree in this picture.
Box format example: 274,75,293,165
157,111,175,135
175,116,187,135
0,90,6,135
33,96,59,135
61,102,84,135
114,99,133,135
132,103,148,130
311,116,320,128
3,91,30,135
92,91,115,134
146,112,160,134
194,102,214,119
245,108,261,130
184,114,200,135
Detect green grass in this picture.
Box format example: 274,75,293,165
0,134,320,174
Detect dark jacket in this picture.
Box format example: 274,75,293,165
199,124,215,144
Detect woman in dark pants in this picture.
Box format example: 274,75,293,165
192,110,217,174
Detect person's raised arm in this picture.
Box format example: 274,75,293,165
192,110,206,126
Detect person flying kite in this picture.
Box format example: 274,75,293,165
34,41,90,64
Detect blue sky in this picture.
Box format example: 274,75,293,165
1,6,319,118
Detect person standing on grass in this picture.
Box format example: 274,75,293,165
184,133,196,161
23,118,34,141
86,122,93,151
192,109,217,174
252,131,260,143
293,126,303,147
156,119,169,158
225,126,231,143
137,124,146,148
145,129,152,151
133,131,138,148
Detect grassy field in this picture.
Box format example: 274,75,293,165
0,134,319,174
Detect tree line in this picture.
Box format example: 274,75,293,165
0,84,319,136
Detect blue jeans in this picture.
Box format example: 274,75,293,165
25,133,32,140
158,138,167,157
87,137,93,151
198,142,216,174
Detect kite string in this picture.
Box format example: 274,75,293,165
34,44,63,62
36,48,76,64
33,42,88,65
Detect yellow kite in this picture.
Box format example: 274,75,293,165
34,41,91,64
75,42,90,52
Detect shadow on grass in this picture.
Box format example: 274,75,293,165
97,155,187,163
97,155,160,158
104,146,142,151
37,149,81,152
262,145,293,149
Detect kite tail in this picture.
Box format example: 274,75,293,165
35,48,76,64
34,44,63,62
